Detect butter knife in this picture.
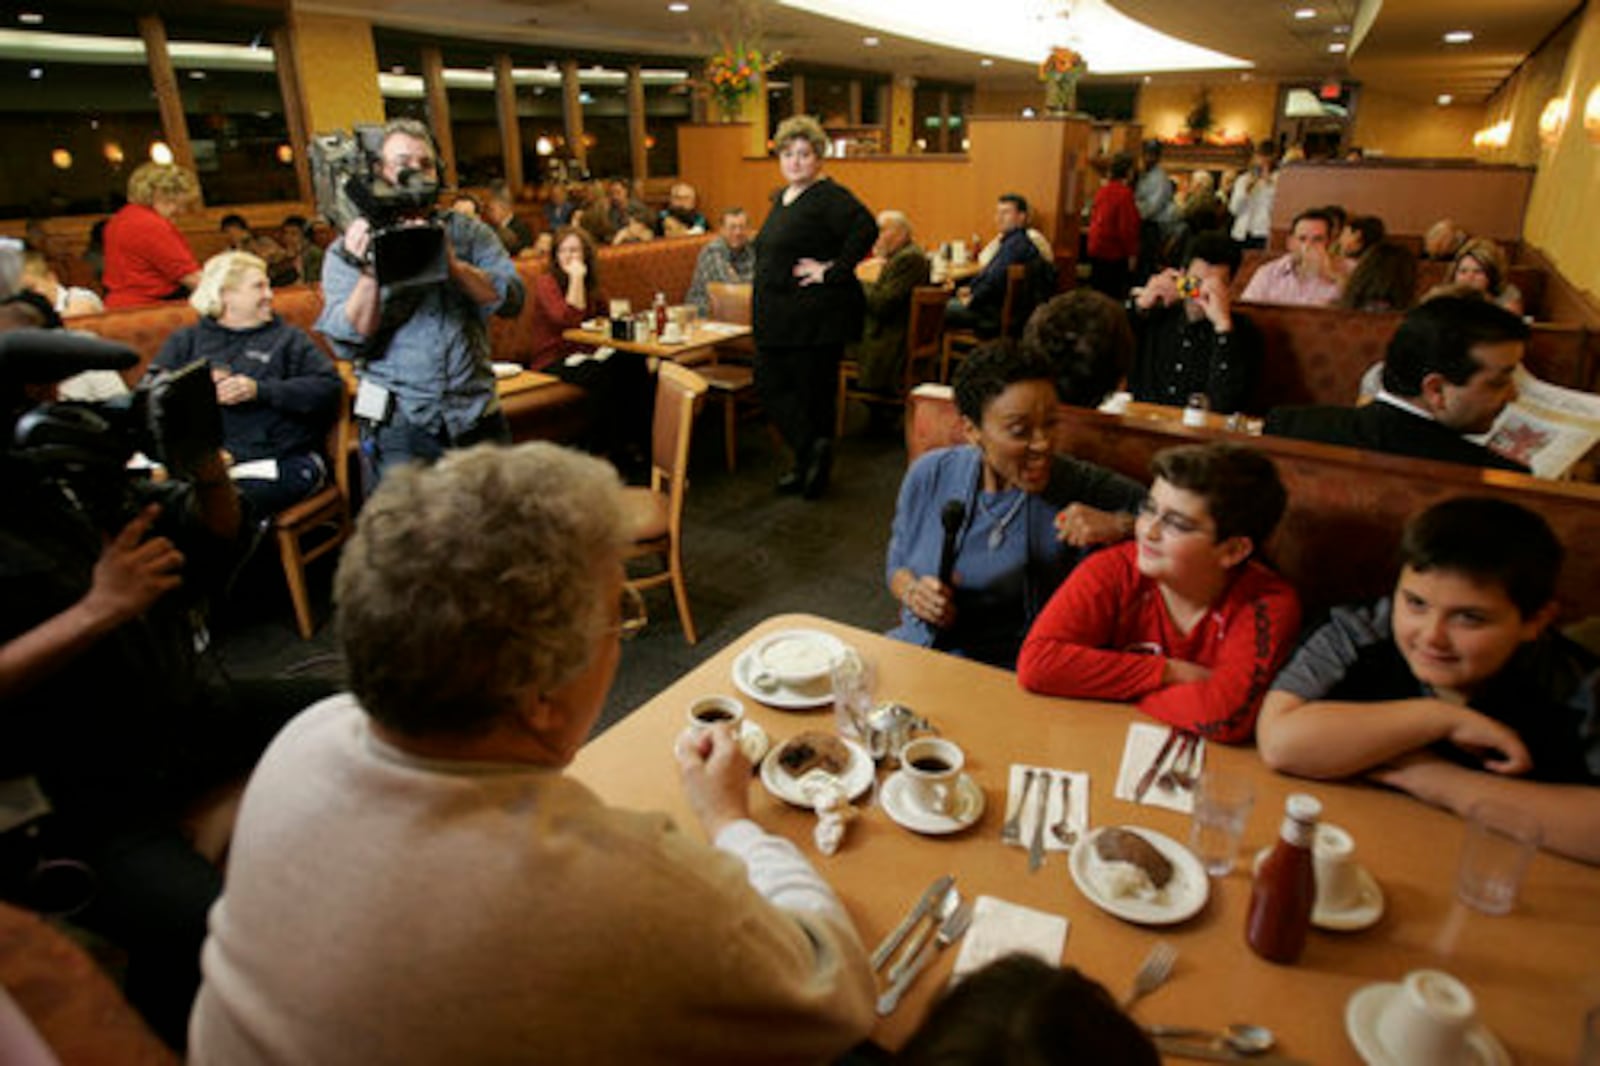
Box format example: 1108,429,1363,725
870,874,954,970
1027,771,1050,871
1133,727,1181,804
875,899,974,1015
1152,1038,1309,1065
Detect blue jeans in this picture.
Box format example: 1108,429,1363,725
360,406,510,489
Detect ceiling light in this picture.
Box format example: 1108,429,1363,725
1294,8,1317,19
18,12,43,24
1585,86,1600,144
1333,24,1350,34
28,66,42,78
1327,42,1346,53
189,69,206,79
51,147,71,169
863,35,879,46
1436,94,1453,106
979,58,993,66
667,1,690,10
149,140,174,165
1540,95,1570,144
1443,30,1474,44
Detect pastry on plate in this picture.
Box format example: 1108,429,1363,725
775,732,850,779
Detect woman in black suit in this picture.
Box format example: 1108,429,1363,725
753,115,877,499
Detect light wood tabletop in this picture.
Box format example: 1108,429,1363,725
561,320,752,362
570,613,1600,1061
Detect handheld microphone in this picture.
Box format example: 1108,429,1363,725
937,499,965,588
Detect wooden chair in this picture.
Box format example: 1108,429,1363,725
699,280,757,470
836,285,948,437
272,384,355,639
940,263,1027,383
623,361,708,644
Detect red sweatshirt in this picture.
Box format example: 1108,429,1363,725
1016,542,1301,743
1087,180,1141,262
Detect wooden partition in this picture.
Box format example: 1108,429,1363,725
678,116,1093,260
1271,161,1535,243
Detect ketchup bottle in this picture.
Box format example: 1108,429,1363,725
653,292,668,338
1245,793,1320,964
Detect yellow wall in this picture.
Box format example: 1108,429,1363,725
288,10,384,135
1478,14,1580,167
1135,81,1277,144
1351,88,1483,159
1516,0,1600,298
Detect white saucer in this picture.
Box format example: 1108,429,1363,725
1069,826,1209,926
732,630,851,710
1345,982,1510,1066
759,736,875,807
880,772,985,835
1251,849,1386,931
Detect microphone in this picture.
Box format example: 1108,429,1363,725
937,499,965,588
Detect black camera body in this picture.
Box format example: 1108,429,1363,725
310,126,448,290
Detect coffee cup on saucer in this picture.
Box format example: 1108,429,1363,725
1373,970,1478,1065
1314,823,1361,912
687,694,745,733
900,737,964,815
661,322,685,344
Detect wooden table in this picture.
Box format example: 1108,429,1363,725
561,320,752,363
1115,398,1265,436
571,614,1600,1062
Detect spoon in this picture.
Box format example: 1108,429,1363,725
1049,774,1077,847
1146,1023,1277,1055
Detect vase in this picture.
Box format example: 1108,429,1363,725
1045,75,1079,116
716,95,745,123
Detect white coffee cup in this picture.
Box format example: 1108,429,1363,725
1314,823,1361,912
661,323,685,344
687,694,745,733
1375,970,1477,1066
951,241,969,265
899,737,964,815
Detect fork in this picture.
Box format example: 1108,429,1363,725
1169,734,1202,791
1049,774,1078,848
1121,940,1177,1009
1157,733,1198,792
1001,768,1036,845
876,900,976,1015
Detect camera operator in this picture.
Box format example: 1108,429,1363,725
0,328,323,1049
315,119,524,481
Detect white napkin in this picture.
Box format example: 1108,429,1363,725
951,895,1069,981
1003,765,1088,853
1113,722,1204,814
229,458,279,482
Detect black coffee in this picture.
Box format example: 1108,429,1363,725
696,709,735,722
910,756,951,773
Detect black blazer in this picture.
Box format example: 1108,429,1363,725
1263,400,1531,473
752,178,877,349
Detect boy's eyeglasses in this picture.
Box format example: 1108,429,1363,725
1137,499,1211,538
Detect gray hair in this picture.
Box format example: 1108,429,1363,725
877,210,912,239
335,442,627,738
381,117,437,157
190,251,267,318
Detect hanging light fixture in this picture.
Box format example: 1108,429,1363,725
276,143,295,164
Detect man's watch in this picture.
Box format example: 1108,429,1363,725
335,245,371,273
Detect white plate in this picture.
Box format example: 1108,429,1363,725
751,629,846,686
1069,826,1209,926
491,361,524,379
732,633,850,710
1251,849,1386,932
1345,983,1510,1066
880,771,986,835
760,736,875,807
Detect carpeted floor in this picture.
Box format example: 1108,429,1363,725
211,402,915,739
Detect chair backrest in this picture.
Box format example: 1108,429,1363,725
904,286,948,389
998,264,1028,336
706,282,752,325
650,361,709,494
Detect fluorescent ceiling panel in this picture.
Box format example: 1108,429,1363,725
778,0,1250,74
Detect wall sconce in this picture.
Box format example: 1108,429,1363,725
1586,85,1600,144
149,140,174,165
50,148,73,170
103,141,124,165
275,143,294,164
1539,95,1569,145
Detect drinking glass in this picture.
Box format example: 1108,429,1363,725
1455,800,1541,915
1188,766,1255,876
830,650,874,741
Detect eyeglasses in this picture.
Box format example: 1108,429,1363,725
1137,498,1212,538
613,584,648,640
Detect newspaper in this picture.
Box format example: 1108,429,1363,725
1479,366,1600,479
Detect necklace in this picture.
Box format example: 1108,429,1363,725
979,490,1027,550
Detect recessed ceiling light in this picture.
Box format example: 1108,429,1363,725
979,58,994,67
1443,30,1474,44
18,11,43,24
1328,42,1346,53
1294,8,1317,20
863,35,880,46
667,2,689,12
1437,94,1454,106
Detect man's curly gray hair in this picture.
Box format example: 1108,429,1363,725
335,442,626,737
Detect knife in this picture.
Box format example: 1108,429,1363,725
870,874,954,970
1152,1038,1309,1065
1133,727,1181,804
1027,772,1050,872
875,899,974,1015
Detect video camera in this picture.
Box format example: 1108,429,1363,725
3,329,224,539
309,125,449,290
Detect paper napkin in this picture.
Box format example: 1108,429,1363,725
1112,722,1205,814
951,895,1070,981
1003,764,1089,853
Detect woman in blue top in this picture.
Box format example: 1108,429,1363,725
886,338,1145,668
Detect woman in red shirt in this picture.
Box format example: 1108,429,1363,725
1086,153,1141,301
528,227,604,370
102,162,203,309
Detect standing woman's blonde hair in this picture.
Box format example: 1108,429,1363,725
126,162,199,208
773,115,829,158
190,251,268,318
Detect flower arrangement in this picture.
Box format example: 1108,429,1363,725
703,39,781,118
1039,46,1088,115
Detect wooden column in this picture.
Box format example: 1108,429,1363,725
890,74,914,155
791,73,806,117
420,46,458,189
938,90,951,154
847,79,862,126
271,26,313,203
561,59,587,171
626,64,648,181
136,15,197,179
494,54,524,192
